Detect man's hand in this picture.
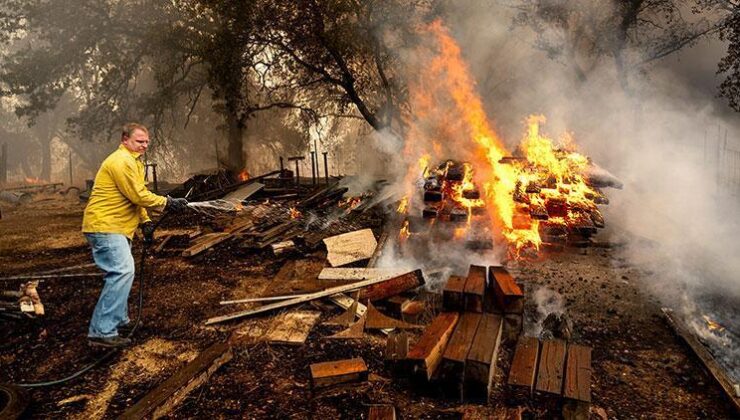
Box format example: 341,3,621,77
165,196,189,213
141,221,156,245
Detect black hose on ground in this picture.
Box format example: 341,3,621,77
9,212,172,388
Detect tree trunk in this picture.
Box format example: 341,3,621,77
226,111,246,172
39,136,52,181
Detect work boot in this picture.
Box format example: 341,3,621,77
117,321,140,336
88,336,132,348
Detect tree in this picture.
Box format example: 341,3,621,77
697,1,740,111
251,0,436,132
512,0,720,93
0,0,314,172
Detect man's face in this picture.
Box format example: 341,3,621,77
122,129,150,154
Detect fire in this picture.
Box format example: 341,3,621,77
289,207,302,219
25,177,45,185
338,195,364,213
397,196,409,214
236,170,250,182
399,220,410,241
702,315,725,332
399,19,608,259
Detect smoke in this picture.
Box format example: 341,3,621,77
527,287,567,337
432,0,740,378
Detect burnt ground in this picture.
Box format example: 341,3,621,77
0,195,737,419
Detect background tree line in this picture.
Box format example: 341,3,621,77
0,0,737,180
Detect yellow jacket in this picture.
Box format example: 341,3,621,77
82,145,167,239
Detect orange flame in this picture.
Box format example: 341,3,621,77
397,196,409,214
702,315,725,332
25,177,45,185
398,19,606,258
289,207,302,219
399,220,411,241
236,170,250,182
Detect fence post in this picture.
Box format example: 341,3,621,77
0,142,7,185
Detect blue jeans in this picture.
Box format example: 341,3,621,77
85,233,135,338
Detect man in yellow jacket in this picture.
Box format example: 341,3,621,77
82,123,188,348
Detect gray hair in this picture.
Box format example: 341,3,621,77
121,122,149,139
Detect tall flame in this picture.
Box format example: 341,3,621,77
399,19,605,258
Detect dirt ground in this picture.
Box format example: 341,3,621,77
0,195,736,419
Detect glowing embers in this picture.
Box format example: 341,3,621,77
422,160,486,223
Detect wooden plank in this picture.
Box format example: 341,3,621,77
154,234,173,253
563,344,592,403
365,301,423,330
220,293,310,305
443,275,466,311
327,294,391,336
439,312,483,399
318,267,408,281
464,265,486,313
662,308,740,413
181,232,230,257
535,339,567,395
407,312,460,381
206,276,406,325
465,313,504,400
401,300,424,324
264,310,321,345
326,313,366,339
490,266,523,312
385,331,409,361
323,228,377,267
310,358,368,389
222,182,264,202
368,405,396,420
360,270,425,302
508,336,540,390
324,291,359,327
366,231,390,268
121,342,232,420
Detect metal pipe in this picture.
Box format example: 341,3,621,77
322,152,329,185
310,151,316,185
294,160,300,188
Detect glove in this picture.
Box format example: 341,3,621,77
165,196,189,213
141,221,156,245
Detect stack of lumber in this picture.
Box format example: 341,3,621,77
507,337,592,415
442,265,524,339
402,264,523,401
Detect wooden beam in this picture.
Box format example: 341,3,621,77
489,266,523,313
368,405,396,420
205,275,405,325
563,344,592,403
439,312,483,400
662,308,740,413
360,270,425,302
507,336,540,403
464,265,486,313
465,313,504,401
535,339,567,396
310,358,368,389
407,312,460,381
443,275,466,311
121,342,232,420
